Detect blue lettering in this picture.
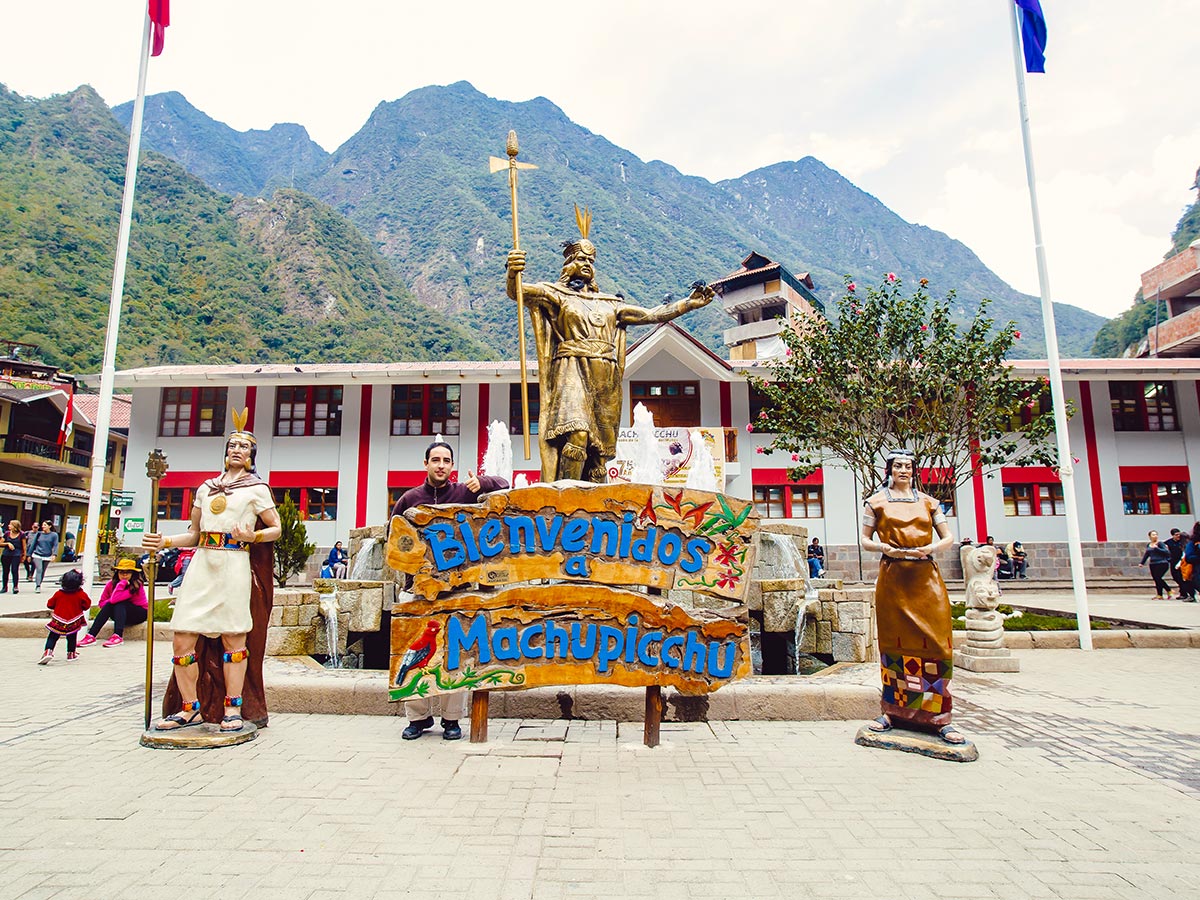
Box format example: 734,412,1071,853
534,515,563,551
680,537,712,574
492,626,519,661
425,523,466,570
518,623,544,659
707,640,735,678
596,625,623,674
631,526,657,563
660,635,684,669
545,619,570,659
446,614,489,669
589,519,619,555
505,515,536,553
561,518,590,552
564,555,590,577
569,622,597,660
683,631,707,673
478,519,504,557
624,615,639,664
657,532,682,566
637,631,663,667
456,512,481,563
619,513,635,558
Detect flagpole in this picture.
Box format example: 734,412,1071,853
1008,2,1093,650
81,11,153,593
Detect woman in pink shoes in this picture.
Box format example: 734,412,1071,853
78,558,147,648
39,569,91,664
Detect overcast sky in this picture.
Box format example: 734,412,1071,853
6,1,1198,321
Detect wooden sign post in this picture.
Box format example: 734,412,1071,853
386,483,757,747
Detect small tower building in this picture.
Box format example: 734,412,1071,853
713,251,822,361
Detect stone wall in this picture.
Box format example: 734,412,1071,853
799,585,876,663
822,541,1146,582
266,580,393,659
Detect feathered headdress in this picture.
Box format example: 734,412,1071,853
561,203,596,258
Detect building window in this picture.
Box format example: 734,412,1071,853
753,485,786,519
1007,385,1053,431
925,480,957,517
1110,381,1177,432
390,385,460,436
159,387,227,437
789,484,824,518
1003,481,1062,517
271,486,337,521
272,487,302,511
629,380,699,428
157,488,187,520
509,384,540,435
1122,481,1190,516
748,384,776,434
275,386,343,437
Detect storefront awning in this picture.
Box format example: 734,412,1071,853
0,481,51,503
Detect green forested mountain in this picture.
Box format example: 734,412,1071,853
113,92,329,197
1089,166,1199,356
126,82,1106,357
0,84,493,372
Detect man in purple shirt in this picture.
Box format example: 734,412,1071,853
391,441,508,740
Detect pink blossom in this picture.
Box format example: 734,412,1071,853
785,348,792,357
805,376,814,383
755,446,765,454
839,398,848,405
791,453,800,462
758,411,767,420
886,272,897,283
1073,456,1080,464
746,423,754,433
1014,330,1022,339
920,324,928,332
847,282,856,293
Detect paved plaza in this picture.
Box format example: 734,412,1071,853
2,623,1198,900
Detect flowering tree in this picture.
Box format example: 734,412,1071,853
747,274,1064,501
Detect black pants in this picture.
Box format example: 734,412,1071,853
1149,562,1171,597
45,631,78,652
0,554,20,591
1171,565,1194,599
88,601,147,637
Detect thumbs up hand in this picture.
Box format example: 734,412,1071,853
465,470,481,493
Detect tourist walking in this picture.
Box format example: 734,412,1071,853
39,569,91,665
1139,530,1174,600
1167,528,1193,600
27,521,59,593
0,520,25,594
78,558,147,648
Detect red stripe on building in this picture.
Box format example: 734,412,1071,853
1000,466,1061,484
244,386,257,433
270,471,338,488
355,385,372,528
1079,382,1106,542
477,383,490,473
749,467,824,485
387,471,428,489
971,445,987,543
719,382,731,428
159,471,209,489
1119,465,1191,482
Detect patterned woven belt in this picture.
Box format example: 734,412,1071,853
199,531,249,551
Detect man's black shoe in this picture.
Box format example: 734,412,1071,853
441,719,463,741
402,716,435,740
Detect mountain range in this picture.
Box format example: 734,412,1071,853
116,82,1106,358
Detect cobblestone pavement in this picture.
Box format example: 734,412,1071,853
1,637,1198,900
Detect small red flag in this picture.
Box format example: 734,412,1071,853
58,387,74,446
148,0,170,57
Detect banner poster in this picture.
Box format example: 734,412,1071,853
385,483,757,702
608,427,726,489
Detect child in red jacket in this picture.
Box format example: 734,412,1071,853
39,569,91,665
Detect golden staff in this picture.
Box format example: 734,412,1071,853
490,131,537,459
142,449,168,730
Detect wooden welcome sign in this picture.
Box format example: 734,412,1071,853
385,484,757,743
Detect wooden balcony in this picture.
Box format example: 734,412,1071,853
1,433,91,476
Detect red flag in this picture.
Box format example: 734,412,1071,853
148,0,170,57
58,386,74,446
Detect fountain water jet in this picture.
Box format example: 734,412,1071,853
629,403,663,484
481,420,514,486
684,429,718,491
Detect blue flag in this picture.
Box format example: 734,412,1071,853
1015,0,1047,73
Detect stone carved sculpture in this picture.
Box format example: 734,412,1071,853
954,543,1020,673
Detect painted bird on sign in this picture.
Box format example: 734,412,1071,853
395,621,441,686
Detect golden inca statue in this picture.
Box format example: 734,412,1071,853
506,205,715,483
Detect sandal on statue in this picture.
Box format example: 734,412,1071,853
867,715,892,733
220,694,244,732
154,704,202,731
938,725,967,745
